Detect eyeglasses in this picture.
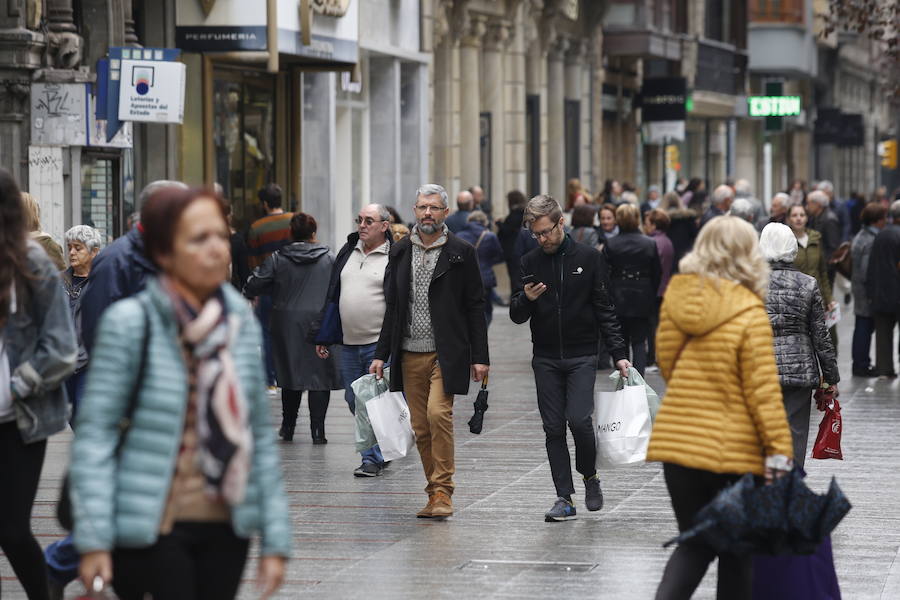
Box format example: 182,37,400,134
414,204,446,213
356,217,384,226
530,221,560,240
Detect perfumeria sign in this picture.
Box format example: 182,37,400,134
747,96,801,118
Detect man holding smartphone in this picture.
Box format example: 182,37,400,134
510,194,630,522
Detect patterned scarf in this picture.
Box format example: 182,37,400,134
162,278,252,505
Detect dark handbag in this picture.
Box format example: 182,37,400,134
314,301,344,345
57,299,151,531
828,241,852,279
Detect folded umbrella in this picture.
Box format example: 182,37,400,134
468,377,489,434
664,467,851,556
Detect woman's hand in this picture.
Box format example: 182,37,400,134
315,345,329,359
764,454,793,485
257,555,286,599
79,550,112,592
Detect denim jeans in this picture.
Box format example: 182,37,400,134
340,342,384,465
255,295,277,386
851,315,875,371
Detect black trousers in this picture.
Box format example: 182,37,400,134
621,316,651,376
656,463,751,600
281,389,330,425
0,421,49,600
113,522,250,600
532,355,598,499
874,310,900,376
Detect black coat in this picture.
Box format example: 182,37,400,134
497,208,525,260
374,233,489,395
808,208,842,259
667,209,698,270
604,231,661,319
766,263,840,387
509,236,627,360
866,224,900,314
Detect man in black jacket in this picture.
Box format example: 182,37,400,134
867,200,900,377
510,194,630,522
370,184,489,520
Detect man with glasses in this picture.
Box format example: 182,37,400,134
312,204,393,476
510,194,630,522
370,184,490,520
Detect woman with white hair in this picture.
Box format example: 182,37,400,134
759,223,839,468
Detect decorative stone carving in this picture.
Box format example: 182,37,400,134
548,36,569,62
483,19,510,52
460,14,486,49
47,31,83,69
27,0,43,29
0,80,30,117
565,39,586,65
433,0,452,48
47,0,77,32
312,0,351,17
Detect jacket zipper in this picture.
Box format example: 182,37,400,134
555,252,565,359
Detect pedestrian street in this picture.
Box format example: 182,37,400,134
6,298,899,599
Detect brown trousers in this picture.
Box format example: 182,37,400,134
401,351,455,497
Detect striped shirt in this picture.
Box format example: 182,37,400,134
247,212,293,268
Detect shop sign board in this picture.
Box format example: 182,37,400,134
118,59,186,124
747,95,801,117
646,121,685,143
640,77,687,122
175,0,358,65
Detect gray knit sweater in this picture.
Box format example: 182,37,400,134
402,226,447,353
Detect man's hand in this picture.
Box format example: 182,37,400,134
524,282,548,302
615,359,632,378
315,345,329,359
79,550,112,593
257,555,286,599
471,363,490,382
369,359,385,380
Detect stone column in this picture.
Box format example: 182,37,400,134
47,0,77,32
459,15,485,191
483,19,509,216
547,37,567,202
504,4,528,204
124,0,140,46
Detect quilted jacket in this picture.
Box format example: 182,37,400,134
70,278,291,556
766,263,840,387
647,274,793,476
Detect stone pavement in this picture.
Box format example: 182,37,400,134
4,296,900,599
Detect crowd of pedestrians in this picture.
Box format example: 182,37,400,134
1,161,899,599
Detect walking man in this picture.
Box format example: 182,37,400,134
314,204,393,476
510,194,630,522
867,200,900,378
370,183,489,520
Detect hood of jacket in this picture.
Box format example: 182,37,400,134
279,241,330,264
664,273,764,337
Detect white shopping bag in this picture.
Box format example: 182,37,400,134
595,383,652,468
366,388,416,461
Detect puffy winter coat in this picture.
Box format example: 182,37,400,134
70,278,291,556
766,263,840,387
647,274,793,476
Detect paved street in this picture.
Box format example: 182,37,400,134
4,294,900,599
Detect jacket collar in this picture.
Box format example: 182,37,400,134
769,261,798,272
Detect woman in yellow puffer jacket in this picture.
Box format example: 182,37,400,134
648,215,794,600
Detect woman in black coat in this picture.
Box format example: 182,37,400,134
244,213,342,443
759,223,839,467
603,204,661,375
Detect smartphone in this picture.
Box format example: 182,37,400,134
521,273,538,286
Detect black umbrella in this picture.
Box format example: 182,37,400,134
468,377,489,434
663,467,851,556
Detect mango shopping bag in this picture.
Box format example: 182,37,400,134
366,385,416,462
595,371,652,467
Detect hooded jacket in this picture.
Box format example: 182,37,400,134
647,274,793,476
244,241,342,391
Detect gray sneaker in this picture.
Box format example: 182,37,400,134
353,463,383,477
584,473,604,512
544,497,577,522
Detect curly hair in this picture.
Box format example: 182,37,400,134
679,216,769,299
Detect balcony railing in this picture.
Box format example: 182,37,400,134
694,40,748,96
750,0,804,24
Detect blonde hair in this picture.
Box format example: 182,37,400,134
679,216,769,299
21,192,41,232
615,203,641,232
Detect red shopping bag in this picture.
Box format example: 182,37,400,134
812,397,843,460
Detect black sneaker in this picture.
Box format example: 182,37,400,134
852,367,877,378
584,473,604,512
353,463,383,477
544,497,577,522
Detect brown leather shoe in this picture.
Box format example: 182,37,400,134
416,494,436,518
430,491,453,519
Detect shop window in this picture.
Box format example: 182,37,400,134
565,100,581,182
526,94,540,197
213,70,276,232
81,154,121,244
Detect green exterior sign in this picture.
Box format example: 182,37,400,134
748,95,801,117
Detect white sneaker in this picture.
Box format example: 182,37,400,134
646,365,659,373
